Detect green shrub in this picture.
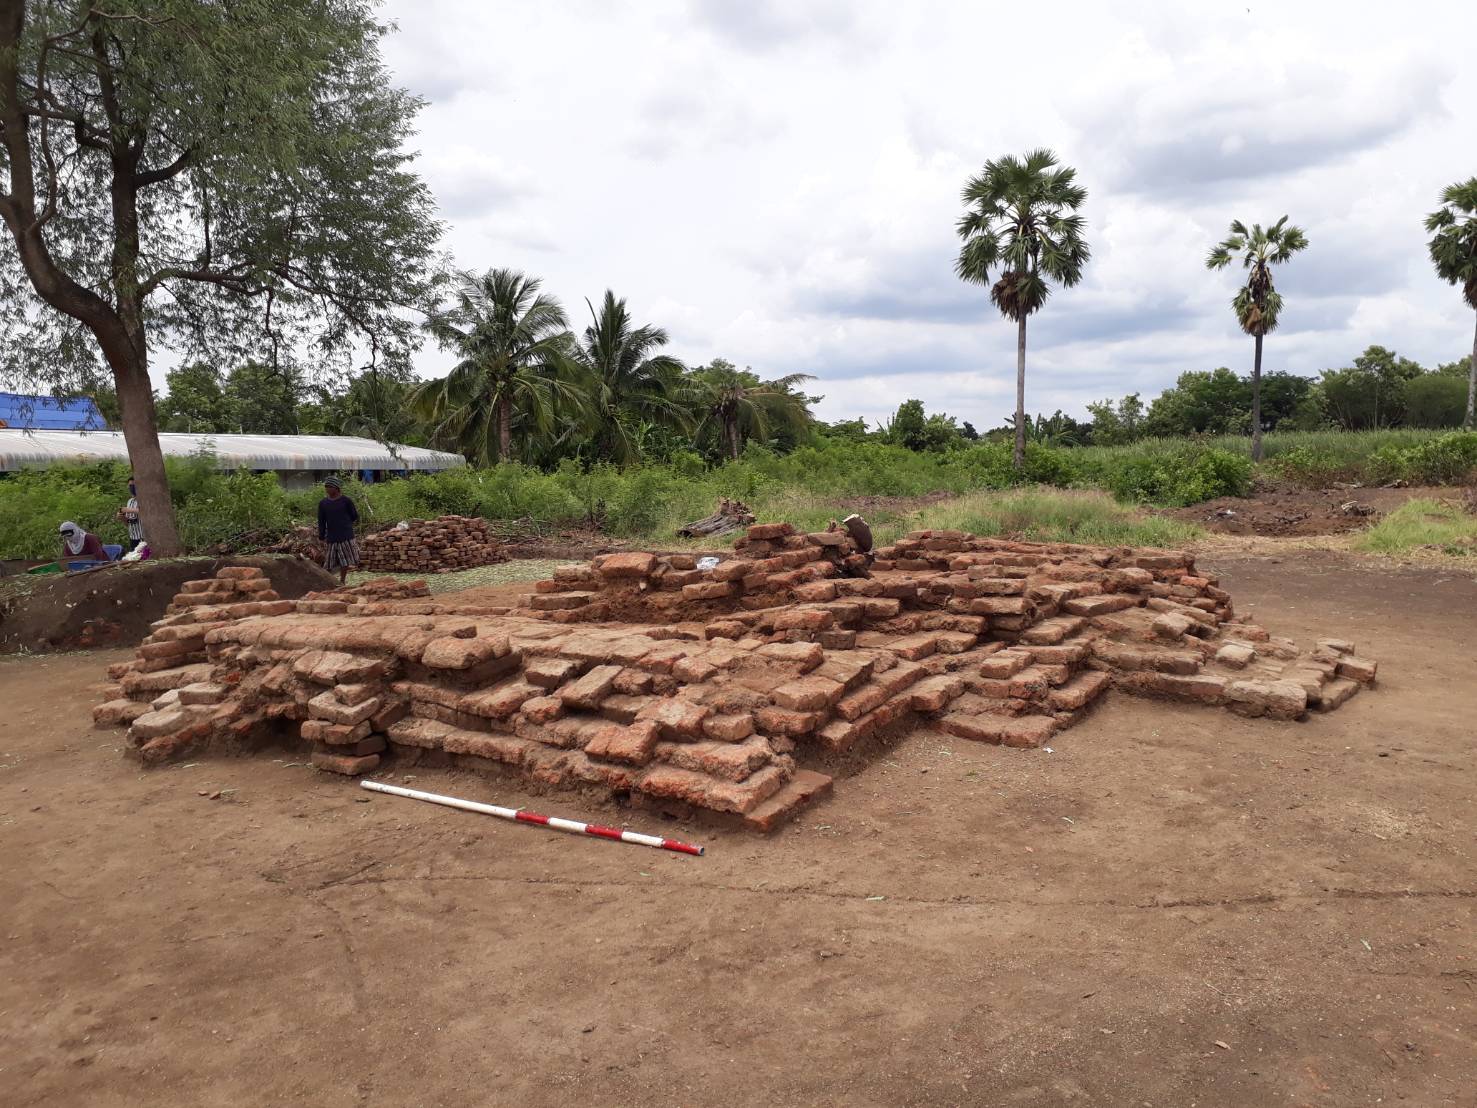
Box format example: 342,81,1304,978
1366,432,1477,485
0,463,129,559
1091,445,1252,506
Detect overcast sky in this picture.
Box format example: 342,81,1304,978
379,0,1477,429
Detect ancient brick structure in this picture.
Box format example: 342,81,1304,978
92,524,1378,831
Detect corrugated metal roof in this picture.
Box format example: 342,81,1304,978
0,430,466,472
0,392,106,431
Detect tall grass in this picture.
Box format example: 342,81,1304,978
908,489,1202,548
1077,428,1449,466
1354,499,1477,556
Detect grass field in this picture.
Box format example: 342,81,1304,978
1355,499,1477,557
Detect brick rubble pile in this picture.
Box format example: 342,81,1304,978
91,524,1380,832
359,515,505,573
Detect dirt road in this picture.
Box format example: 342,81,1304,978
1,550,1473,1106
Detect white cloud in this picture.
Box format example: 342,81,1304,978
380,0,1477,424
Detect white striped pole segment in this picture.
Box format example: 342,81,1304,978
358,779,705,856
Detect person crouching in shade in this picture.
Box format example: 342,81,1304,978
317,477,360,584
58,521,110,563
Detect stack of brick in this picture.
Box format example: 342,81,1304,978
90,525,1381,833
517,522,869,626
358,515,505,573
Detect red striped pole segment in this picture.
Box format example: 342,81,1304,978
358,779,705,856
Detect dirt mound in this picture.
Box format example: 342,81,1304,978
0,555,335,654
1161,483,1455,536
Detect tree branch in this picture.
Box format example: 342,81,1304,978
134,146,193,188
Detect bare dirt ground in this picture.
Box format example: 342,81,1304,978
1161,483,1462,537
1,549,1473,1107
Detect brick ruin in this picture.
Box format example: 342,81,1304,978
91,523,1379,831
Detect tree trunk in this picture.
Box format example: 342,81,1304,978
1467,310,1476,431
726,415,740,461
112,357,180,554
496,394,512,462
1013,314,1027,471
1251,332,1264,463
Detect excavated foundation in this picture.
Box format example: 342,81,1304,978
93,522,1379,831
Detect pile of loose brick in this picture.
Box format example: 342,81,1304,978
91,524,1379,832
358,515,505,573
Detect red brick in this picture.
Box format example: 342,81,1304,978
773,608,835,632
597,552,657,578
969,596,1030,616
636,762,786,815
657,736,772,781
940,712,1056,747
710,558,755,582
746,522,794,540
637,697,711,738
771,674,845,711
672,657,718,682
754,705,824,735
585,720,662,765
308,690,382,725
1063,594,1136,617
557,664,623,709
520,695,566,724
421,634,509,670
909,674,965,712
702,712,755,742
1048,671,1111,711
754,641,824,672
524,656,581,689
530,591,595,611
1336,656,1377,685
461,681,541,720
311,751,380,776
302,718,372,745
682,581,736,601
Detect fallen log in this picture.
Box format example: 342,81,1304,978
678,497,755,538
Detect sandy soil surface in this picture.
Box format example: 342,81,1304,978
1161,483,1463,536
1,550,1473,1107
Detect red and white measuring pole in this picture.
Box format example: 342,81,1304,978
358,779,705,856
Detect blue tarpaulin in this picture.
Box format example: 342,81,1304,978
0,392,106,431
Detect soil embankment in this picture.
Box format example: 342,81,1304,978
0,555,334,654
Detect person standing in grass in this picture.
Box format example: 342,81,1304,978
317,477,360,584
118,474,144,551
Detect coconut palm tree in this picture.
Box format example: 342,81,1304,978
689,360,815,461
1424,178,1477,429
569,290,691,464
955,149,1090,471
1205,217,1309,461
412,269,576,465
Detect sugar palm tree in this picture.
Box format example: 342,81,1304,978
689,360,815,461
412,268,576,465
955,149,1090,471
569,290,691,464
1205,217,1309,461
1425,178,1477,429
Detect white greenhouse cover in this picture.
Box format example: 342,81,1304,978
0,430,466,473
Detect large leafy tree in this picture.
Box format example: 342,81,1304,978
689,359,815,461
1424,178,1477,429
955,149,1089,471
0,0,440,554
1205,216,1309,461
569,290,689,464
156,362,230,433
413,268,577,466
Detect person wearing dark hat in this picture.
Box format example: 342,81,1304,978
317,477,360,583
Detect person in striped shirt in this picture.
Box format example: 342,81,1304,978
118,475,144,550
